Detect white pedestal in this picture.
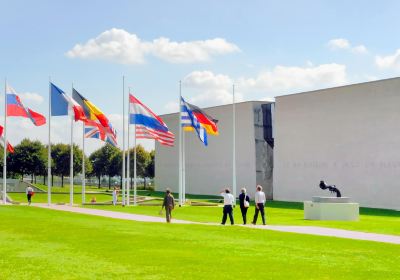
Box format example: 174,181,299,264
304,198,359,221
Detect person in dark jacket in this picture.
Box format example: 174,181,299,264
238,188,250,224
161,188,175,223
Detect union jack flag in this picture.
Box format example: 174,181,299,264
84,119,117,147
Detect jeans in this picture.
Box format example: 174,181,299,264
165,206,173,223
253,203,266,225
222,205,234,225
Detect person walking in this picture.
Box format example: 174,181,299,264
26,185,34,205
161,188,175,223
238,188,250,224
112,186,118,206
220,188,235,225
252,185,266,225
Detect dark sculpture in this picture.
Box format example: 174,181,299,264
319,180,341,197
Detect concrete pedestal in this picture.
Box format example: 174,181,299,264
304,197,359,221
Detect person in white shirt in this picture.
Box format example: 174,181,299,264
26,186,34,205
252,185,266,225
112,187,118,206
220,188,235,225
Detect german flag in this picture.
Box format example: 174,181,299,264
183,102,219,135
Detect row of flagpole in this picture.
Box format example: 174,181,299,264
2,77,236,207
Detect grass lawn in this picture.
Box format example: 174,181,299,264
35,183,109,193
0,206,399,280
85,201,400,236
8,193,113,204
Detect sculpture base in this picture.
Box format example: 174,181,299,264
304,198,359,221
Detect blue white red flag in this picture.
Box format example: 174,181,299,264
180,96,207,146
50,83,86,121
84,119,117,147
6,86,46,126
129,94,174,146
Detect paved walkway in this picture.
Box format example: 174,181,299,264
35,204,400,245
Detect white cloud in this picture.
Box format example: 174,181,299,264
19,92,44,105
327,38,368,54
328,38,351,50
167,63,347,110
375,49,400,70
67,28,240,64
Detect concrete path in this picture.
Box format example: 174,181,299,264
34,204,400,245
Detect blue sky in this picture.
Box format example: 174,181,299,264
1,0,400,152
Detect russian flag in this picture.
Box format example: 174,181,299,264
129,94,174,146
50,83,86,121
6,86,46,126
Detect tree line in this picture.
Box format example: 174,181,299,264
0,139,154,188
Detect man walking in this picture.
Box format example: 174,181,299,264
252,185,266,225
26,185,34,205
161,188,175,223
220,188,235,225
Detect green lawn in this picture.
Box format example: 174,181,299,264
0,206,399,280
35,183,109,193
9,193,113,204
85,201,400,236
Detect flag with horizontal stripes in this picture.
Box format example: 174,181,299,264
6,85,46,126
129,94,174,147
180,96,207,146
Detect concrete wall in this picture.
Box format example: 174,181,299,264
156,102,269,198
274,78,400,210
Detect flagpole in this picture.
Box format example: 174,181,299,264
126,87,130,206
82,121,85,204
182,120,186,204
232,84,237,206
122,76,126,206
133,119,137,206
2,78,7,204
178,80,183,206
70,84,74,206
48,78,52,205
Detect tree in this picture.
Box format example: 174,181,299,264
89,144,121,189
8,139,46,181
128,145,150,188
51,143,83,187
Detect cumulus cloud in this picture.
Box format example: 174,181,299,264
375,49,400,70
66,28,240,64
166,63,347,110
327,38,368,54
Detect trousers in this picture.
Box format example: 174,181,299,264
253,203,266,225
222,205,234,225
240,206,248,224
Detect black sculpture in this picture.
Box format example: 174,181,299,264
319,180,341,197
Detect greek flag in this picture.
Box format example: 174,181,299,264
180,96,207,146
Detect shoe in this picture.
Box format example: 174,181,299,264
221,223,225,225
251,222,256,225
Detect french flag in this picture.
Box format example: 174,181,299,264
50,83,86,121
129,94,174,146
6,86,46,126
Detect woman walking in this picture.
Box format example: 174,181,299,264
238,188,250,224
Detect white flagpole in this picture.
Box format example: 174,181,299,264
126,87,130,206
178,81,183,206
133,121,137,206
70,84,74,206
82,121,85,204
2,78,7,204
182,121,186,204
48,78,52,205
122,76,126,205
232,84,237,205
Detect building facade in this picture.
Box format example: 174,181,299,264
155,101,274,199
274,78,400,210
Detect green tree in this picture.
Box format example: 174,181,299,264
128,145,151,188
8,139,46,181
51,143,83,187
89,144,121,189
